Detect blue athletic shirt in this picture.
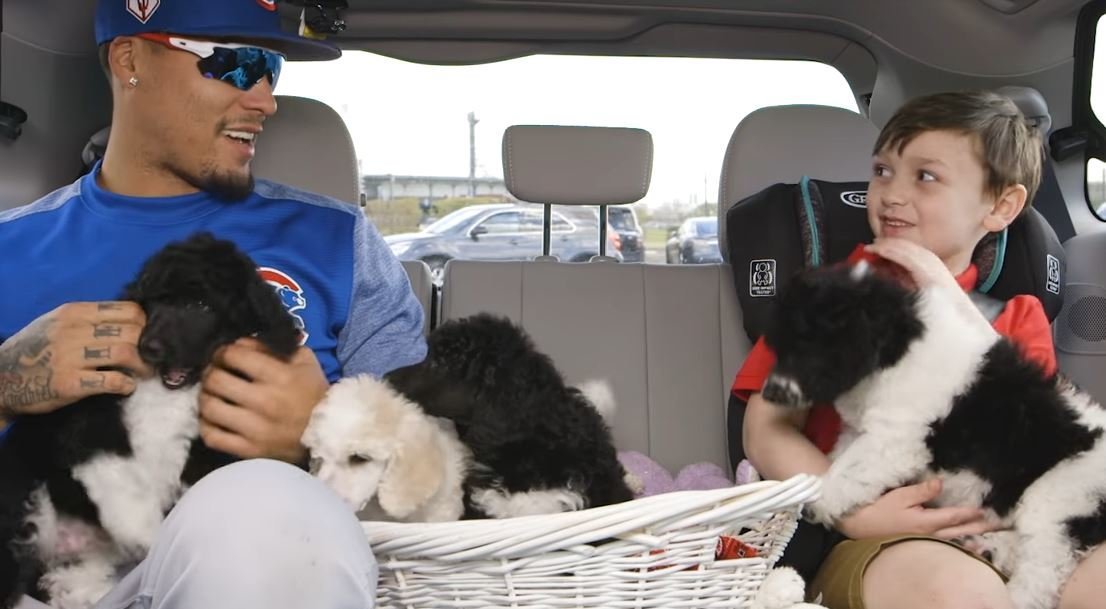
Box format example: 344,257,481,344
0,164,427,401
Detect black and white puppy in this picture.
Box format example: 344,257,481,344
762,261,1106,609
386,313,634,519
0,233,300,609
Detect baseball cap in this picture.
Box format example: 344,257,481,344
95,0,341,61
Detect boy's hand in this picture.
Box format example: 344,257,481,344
198,338,329,464
865,238,961,292
836,479,1001,540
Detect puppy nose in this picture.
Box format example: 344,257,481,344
139,337,166,363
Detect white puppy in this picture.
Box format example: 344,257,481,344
302,375,470,522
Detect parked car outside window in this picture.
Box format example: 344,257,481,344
385,203,622,282
665,216,722,264
608,206,644,262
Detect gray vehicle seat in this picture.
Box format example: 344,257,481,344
996,86,1077,243
253,96,434,334
441,125,748,473
718,105,876,466
252,95,360,205
718,105,879,260
719,101,1068,468
1055,233,1106,403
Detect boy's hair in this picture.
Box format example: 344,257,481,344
874,90,1043,211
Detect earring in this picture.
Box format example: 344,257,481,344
128,76,139,88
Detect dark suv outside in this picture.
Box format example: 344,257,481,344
608,206,644,263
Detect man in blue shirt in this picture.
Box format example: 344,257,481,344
0,1,426,607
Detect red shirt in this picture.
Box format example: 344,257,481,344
731,247,1057,454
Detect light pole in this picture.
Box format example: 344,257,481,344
468,112,479,197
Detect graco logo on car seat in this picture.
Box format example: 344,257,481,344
840,191,868,208
1046,254,1061,295
750,259,776,297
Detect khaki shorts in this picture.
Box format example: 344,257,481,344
806,535,1007,609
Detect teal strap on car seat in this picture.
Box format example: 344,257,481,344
978,227,1008,294
799,175,822,267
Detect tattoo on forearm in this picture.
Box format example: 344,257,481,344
97,303,124,311
94,325,122,338
0,320,60,414
84,346,111,360
0,372,55,414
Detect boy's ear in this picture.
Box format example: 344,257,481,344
982,184,1028,233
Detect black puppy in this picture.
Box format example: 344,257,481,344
386,313,633,519
0,233,299,609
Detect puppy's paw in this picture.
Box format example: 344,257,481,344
959,530,1018,575
802,498,838,528
753,567,825,609
41,562,116,609
803,477,858,527
624,472,645,495
104,506,161,561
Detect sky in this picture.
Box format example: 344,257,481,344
278,53,857,209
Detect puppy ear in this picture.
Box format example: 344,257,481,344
247,276,301,358
377,415,446,519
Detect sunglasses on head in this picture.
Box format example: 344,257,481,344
137,33,285,92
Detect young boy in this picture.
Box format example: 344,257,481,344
735,90,1105,609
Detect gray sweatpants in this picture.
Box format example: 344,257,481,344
18,459,378,609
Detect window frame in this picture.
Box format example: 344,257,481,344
469,210,523,237
1074,0,1106,219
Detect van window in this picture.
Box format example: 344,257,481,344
279,53,858,264
1086,12,1106,220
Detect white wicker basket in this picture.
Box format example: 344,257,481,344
362,474,821,609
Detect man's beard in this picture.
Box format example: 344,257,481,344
202,170,255,202
178,161,255,202
199,164,256,202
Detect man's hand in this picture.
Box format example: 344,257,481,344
836,479,1002,540
198,338,328,464
0,302,150,422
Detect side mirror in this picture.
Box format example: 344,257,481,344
470,225,488,240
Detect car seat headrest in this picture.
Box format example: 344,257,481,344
718,105,878,259
502,125,653,206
